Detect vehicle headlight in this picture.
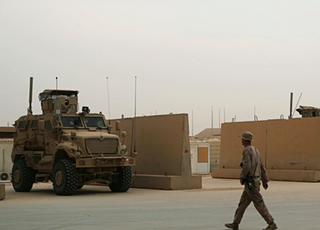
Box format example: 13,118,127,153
120,149,126,155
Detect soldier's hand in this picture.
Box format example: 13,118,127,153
263,182,268,190
240,179,244,185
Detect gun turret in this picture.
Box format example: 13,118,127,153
38,89,79,115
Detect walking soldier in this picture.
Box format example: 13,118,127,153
225,131,277,230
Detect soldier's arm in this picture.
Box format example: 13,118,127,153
260,159,269,183
240,150,251,179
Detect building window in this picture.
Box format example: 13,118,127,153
198,147,208,163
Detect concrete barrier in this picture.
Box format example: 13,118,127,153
111,114,201,190
0,183,5,200
212,118,320,182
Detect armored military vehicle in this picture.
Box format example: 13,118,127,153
11,78,137,195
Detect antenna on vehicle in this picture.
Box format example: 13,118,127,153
133,76,137,153
54,77,62,118
28,77,33,115
106,77,111,127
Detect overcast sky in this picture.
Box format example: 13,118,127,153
1,1,320,134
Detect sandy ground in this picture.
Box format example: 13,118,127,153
0,176,319,230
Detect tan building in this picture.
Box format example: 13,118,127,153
0,127,14,181
190,128,221,174
194,128,221,141
0,127,14,138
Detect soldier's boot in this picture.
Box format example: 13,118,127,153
225,222,239,230
263,222,278,230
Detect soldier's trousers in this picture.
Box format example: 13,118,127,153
233,182,274,224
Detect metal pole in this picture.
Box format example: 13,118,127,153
219,108,220,128
106,77,111,125
2,149,4,172
289,92,293,119
28,77,33,114
134,76,137,153
192,110,194,137
293,93,302,116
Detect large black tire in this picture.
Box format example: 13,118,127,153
109,166,132,192
52,159,78,195
11,159,35,192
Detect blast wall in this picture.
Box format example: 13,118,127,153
111,114,201,189
212,117,320,182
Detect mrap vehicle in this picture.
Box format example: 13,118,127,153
11,78,137,195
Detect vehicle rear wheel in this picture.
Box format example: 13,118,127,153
52,159,78,195
109,166,132,192
11,159,35,192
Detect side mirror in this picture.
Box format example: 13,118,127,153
121,131,126,145
116,121,121,131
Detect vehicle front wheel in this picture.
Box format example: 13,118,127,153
11,159,35,192
109,166,132,192
52,160,78,195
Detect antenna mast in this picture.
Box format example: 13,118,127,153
293,93,302,117
289,92,293,118
106,77,111,125
133,76,137,153
192,110,194,137
211,106,213,136
28,77,33,114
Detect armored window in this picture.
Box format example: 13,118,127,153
61,116,83,128
18,121,27,130
31,120,39,129
85,117,106,128
44,120,52,132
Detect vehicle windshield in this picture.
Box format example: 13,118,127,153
84,117,106,128
61,116,83,128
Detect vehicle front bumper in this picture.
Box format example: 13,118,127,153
76,157,135,168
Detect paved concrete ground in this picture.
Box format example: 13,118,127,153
0,176,319,230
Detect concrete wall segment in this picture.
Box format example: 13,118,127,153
220,120,267,169
214,117,320,182
267,118,320,171
110,114,201,189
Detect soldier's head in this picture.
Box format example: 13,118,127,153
240,131,253,146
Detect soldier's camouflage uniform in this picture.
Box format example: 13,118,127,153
233,144,274,225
